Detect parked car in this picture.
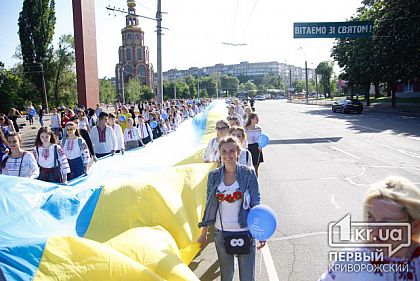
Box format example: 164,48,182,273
332,98,363,114
255,95,266,101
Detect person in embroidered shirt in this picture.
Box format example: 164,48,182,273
90,112,117,159
124,118,144,151
203,120,230,164
1,132,38,178
198,136,265,281
33,127,70,184
61,122,91,180
107,113,125,154
136,115,153,146
319,176,420,281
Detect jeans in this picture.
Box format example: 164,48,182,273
39,116,44,126
214,229,256,281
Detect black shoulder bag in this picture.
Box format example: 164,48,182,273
218,203,252,255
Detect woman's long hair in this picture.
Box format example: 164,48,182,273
244,113,258,128
35,127,57,147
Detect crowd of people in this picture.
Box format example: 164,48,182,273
0,98,211,184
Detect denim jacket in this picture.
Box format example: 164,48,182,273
198,164,260,229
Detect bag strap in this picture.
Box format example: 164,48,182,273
54,144,60,168
78,137,83,151
18,152,26,177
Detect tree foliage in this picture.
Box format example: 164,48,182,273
0,62,22,113
18,0,56,109
331,0,420,106
99,78,117,104
316,61,334,98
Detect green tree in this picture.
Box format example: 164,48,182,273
316,61,334,98
184,75,197,98
220,75,239,96
0,62,22,113
140,85,154,101
53,34,75,104
199,76,217,97
18,0,56,110
125,78,141,102
99,78,117,104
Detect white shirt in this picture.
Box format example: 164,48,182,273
1,152,39,178
33,144,71,174
214,181,248,232
110,123,125,150
136,123,153,140
90,125,118,154
61,137,90,164
124,127,141,142
78,117,89,131
246,127,262,144
51,114,61,129
238,148,253,168
203,137,219,162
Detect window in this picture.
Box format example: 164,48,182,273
135,33,140,39
138,65,147,84
137,48,142,61
126,48,132,60
127,33,132,40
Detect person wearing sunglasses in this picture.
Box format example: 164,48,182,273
204,120,230,164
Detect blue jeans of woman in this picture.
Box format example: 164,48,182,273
214,229,256,281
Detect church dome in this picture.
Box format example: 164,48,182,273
127,0,136,8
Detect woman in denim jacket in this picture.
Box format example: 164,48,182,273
198,136,266,281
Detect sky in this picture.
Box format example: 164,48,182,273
0,0,363,78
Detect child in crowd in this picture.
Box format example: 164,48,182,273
50,108,61,139
1,132,38,178
90,112,117,159
33,127,70,184
124,118,144,150
107,113,125,154
61,122,90,180
229,126,253,168
203,120,230,164
136,115,153,146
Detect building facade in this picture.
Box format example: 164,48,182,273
163,61,315,85
115,0,154,100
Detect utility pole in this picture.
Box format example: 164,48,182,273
315,73,319,99
305,60,309,104
156,0,163,104
197,77,200,98
173,80,176,99
120,66,125,104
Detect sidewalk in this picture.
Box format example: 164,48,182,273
290,98,420,117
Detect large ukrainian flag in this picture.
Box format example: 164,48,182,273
0,101,226,281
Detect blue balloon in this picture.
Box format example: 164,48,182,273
30,108,36,117
162,113,168,120
258,134,269,148
150,121,158,129
247,204,277,240
119,115,126,122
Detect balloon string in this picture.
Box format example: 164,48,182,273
259,246,263,275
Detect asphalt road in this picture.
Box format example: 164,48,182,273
192,99,420,281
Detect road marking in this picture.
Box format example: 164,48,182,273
262,243,280,281
330,146,361,159
270,232,328,242
330,195,341,209
372,142,420,159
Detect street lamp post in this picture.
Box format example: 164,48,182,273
298,47,309,104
